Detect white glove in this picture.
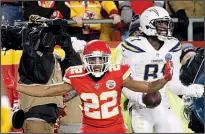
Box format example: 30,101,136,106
71,37,86,53
120,7,133,24
119,1,132,24
183,84,204,97
122,88,146,109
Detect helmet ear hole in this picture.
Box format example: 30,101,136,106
146,26,149,29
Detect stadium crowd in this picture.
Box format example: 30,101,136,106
1,1,204,133
1,1,204,41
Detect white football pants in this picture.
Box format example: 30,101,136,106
130,104,184,133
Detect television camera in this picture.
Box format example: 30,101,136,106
1,15,72,52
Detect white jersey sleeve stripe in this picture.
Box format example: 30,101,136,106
63,77,71,84
122,41,146,53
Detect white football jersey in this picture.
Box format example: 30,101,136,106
121,36,182,108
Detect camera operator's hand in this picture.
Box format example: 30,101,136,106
21,26,43,57
57,32,72,55
176,9,189,28
38,27,56,53
29,15,49,24
58,32,82,75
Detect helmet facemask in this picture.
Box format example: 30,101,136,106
150,18,174,41
83,51,111,78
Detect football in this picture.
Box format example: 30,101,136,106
142,91,162,108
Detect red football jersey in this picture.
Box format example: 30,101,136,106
63,64,131,127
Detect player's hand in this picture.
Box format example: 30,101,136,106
184,84,204,97
164,60,173,81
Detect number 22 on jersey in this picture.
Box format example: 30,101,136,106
80,90,119,119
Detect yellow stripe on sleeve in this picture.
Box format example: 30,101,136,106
123,68,131,80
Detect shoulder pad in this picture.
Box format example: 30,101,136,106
168,40,181,52
168,37,179,42
125,36,142,43
122,36,146,53
64,65,86,78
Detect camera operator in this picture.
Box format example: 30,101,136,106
14,23,80,133
180,46,204,86
17,26,65,133
1,16,83,132
180,47,204,133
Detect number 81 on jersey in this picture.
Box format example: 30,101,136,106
144,64,166,80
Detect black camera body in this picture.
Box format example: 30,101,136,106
2,17,82,85
1,19,71,53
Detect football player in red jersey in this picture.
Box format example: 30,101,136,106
17,40,173,133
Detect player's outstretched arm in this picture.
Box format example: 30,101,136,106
123,76,168,93
123,60,173,93
16,82,73,97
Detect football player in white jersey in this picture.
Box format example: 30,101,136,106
120,6,204,133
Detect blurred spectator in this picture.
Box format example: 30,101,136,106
99,23,113,41
23,1,70,20
100,6,116,41
118,1,165,41
1,1,23,25
166,1,204,41
180,43,196,65
180,47,204,86
128,14,142,37
65,1,120,41
180,47,204,133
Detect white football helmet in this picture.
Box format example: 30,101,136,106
139,6,174,41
